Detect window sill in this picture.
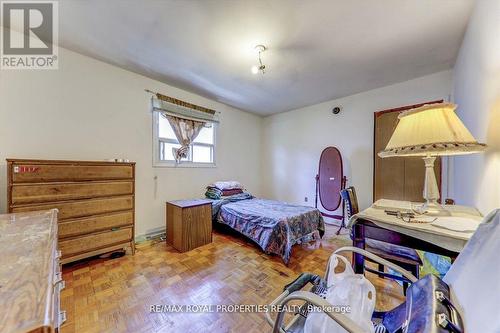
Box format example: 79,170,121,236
153,161,217,168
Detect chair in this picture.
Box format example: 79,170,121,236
340,187,421,293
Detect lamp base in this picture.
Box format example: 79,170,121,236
419,155,450,216
414,201,451,216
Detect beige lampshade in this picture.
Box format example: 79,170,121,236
379,103,486,158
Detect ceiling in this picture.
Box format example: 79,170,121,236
57,0,475,115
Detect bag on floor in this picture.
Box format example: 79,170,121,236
304,254,376,333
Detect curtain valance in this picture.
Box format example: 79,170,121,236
151,92,219,123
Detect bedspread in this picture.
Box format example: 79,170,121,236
215,198,325,264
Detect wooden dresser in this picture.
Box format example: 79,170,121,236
166,199,212,252
7,159,136,264
0,209,65,333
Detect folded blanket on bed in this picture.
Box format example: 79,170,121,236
205,186,243,199
208,181,244,191
205,187,223,199
221,188,243,196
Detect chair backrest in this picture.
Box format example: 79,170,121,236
444,209,500,332
340,186,359,218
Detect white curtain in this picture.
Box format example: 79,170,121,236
163,114,205,163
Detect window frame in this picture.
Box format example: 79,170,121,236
152,112,217,168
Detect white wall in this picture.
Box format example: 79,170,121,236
261,70,453,218
0,46,263,237
452,0,500,214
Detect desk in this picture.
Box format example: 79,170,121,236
348,199,482,274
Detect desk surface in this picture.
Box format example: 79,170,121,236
349,199,482,252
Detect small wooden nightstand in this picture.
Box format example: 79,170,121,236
166,199,212,252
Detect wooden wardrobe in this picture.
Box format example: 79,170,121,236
373,101,443,203
7,159,135,264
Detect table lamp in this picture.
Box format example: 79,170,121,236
378,103,486,216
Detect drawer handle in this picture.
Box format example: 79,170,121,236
54,272,65,290
59,310,67,326
58,280,66,291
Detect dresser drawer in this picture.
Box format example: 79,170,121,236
11,181,134,205
11,163,133,183
12,195,134,220
59,211,134,238
59,227,133,258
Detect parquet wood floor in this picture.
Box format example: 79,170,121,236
60,225,404,333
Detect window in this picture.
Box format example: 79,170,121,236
153,112,216,167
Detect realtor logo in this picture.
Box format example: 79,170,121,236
1,1,58,69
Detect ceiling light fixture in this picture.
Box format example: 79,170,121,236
251,44,267,75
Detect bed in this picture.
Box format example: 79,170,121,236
211,193,325,264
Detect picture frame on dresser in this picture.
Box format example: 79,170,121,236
7,159,136,264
